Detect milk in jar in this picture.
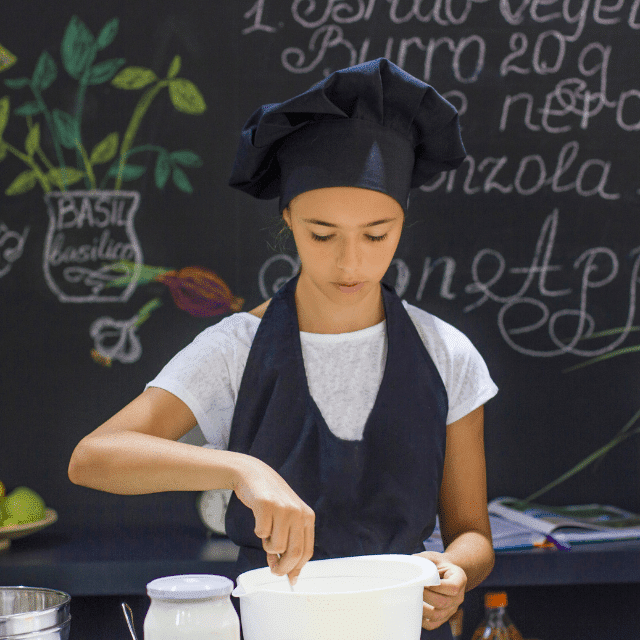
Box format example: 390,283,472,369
144,574,240,640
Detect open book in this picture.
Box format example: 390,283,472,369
423,514,546,552
487,497,640,544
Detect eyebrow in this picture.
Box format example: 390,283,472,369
302,218,396,228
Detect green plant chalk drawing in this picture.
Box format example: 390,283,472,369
525,326,640,502
0,15,205,196
0,15,215,367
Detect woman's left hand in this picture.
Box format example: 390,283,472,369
413,551,467,631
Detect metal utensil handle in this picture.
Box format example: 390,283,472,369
121,601,138,640
277,553,295,591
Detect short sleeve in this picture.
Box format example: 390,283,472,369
404,303,498,425
145,316,253,450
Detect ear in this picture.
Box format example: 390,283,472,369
282,206,292,229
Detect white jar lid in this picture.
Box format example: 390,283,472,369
147,574,234,600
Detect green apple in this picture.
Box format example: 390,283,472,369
3,487,46,524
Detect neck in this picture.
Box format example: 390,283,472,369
294,272,385,334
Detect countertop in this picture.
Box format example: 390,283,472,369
1,521,639,595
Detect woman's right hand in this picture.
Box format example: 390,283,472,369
232,456,315,584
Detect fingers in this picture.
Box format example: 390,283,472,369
422,601,458,631
287,516,315,584
423,586,454,611
253,506,273,542
263,505,315,581
234,457,315,580
428,581,465,597
421,585,464,631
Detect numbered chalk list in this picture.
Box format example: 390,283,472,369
236,1,640,508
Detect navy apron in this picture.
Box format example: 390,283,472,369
226,272,453,639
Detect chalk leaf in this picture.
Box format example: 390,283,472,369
87,58,126,85
169,78,206,115
111,67,157,90
155,151,171,189
0,96,9,137
48,167,85,189
90,132,119,164
172,166,193,193
97,18,119,50
25,123,40,157
6,170,37,196
4,77,31,90
52,109,77,149
61,15,97,79
14,101,43,117
170,150,203,168
32,51,57,91
167,55,181,79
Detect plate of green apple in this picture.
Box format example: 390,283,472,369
0,482,57,550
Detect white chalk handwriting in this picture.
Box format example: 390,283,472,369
283,0,640,32
420,141,620,199
0,222,30,279
243,0,278,34
43,191,143,303
0,221,30,278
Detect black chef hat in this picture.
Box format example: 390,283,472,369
228,58,466,213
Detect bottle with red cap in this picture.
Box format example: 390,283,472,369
471,591,524,640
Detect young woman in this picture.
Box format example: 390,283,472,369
69,58,498,639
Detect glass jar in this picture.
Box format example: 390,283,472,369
144,574,240,640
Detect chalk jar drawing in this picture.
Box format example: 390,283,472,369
0,16,242,365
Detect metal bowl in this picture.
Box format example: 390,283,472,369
2,617,70,640
0,587,70,636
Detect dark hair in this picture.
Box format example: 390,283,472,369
272,213,294,253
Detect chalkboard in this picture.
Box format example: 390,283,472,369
1,0,639,532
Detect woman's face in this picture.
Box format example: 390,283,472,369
283,186,404,302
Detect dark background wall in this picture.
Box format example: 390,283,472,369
2,0,639,533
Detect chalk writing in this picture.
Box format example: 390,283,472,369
291,0,378,27
281,24,487,81
0,222,29,278
290,0,490,27
43,191,143,303
243,0,278,34
420,141,621,199
499,0,640,40
498,38,640,133
431,209,638,357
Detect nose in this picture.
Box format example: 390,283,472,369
335,236,362,274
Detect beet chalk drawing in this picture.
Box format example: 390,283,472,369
107,261,245,318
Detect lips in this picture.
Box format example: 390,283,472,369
335,281,366,293
336,282,362,286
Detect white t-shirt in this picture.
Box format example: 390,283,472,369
147,302,498,449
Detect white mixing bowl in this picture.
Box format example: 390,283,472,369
232,554,439,640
